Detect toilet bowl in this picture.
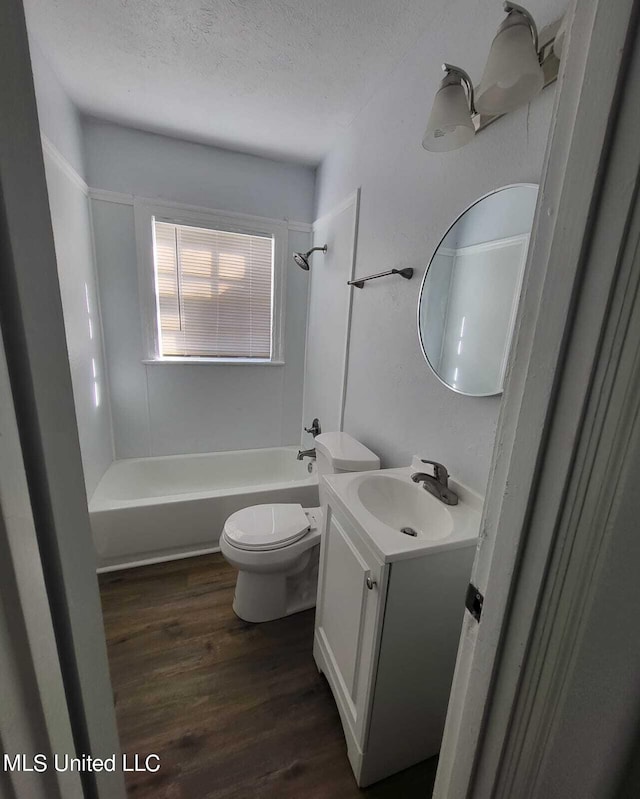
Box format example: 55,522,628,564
220,432,380,623
220,504,323,623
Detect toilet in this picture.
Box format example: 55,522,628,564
220,432,380,623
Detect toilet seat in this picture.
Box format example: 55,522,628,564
223,503,311,551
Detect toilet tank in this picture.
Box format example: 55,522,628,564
314,432,380,505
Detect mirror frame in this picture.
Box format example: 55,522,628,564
417,183,538,398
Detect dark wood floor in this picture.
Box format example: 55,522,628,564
99,553,437,798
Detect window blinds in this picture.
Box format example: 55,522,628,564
153,220,274,359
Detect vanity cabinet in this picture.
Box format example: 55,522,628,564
314,508,388,746
314,499,475,787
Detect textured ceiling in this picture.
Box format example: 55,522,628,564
24,0,444,164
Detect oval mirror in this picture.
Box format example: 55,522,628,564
418,184,538,396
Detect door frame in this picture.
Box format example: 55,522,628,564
434,0,640,796
0,1,126,797
0,325,83,799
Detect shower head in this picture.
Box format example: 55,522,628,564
293,251,311,270
293,245,327,271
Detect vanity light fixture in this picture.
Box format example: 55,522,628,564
422,64,476,153
476,2,544,115
422,3,564,152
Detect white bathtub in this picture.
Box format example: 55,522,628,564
90,446,319,571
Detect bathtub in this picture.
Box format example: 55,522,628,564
90,446,319,571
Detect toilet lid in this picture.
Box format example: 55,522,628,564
224,504,311,551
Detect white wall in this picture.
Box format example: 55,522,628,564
28,38,85,175
85,119,316,458
31,41,113,498
313,0,564,493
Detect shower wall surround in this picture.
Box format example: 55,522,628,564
31,41,114,498
312,0,565,493
85,119,316,459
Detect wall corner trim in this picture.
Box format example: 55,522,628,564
87,187,313,232
88,187,135,206
313,188,362,231
41,134,88,196
286,219,313,233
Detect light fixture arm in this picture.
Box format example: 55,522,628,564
442,63,476,115
503,1,539,53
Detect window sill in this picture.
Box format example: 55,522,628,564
142,358,285,366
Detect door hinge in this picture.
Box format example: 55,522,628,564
465,583,484,623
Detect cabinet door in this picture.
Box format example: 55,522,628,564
315,506,387,744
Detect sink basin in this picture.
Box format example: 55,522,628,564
324,466,482,562
353,473,453,541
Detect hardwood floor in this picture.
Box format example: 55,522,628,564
99,553,437,798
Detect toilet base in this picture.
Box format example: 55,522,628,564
232,545,320,623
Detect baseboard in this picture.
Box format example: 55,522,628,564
96,545,221,573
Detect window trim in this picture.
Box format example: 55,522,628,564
134,198,288,364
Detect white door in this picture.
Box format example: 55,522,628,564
301,190,360,442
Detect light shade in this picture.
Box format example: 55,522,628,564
422,75,475,153
476,11,544,115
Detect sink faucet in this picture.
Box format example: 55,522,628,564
297,448,316,461
411,460,458,506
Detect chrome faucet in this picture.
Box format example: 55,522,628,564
304,418,322,438
411,460,458,506
297,448,316,461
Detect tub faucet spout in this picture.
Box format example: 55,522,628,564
297,448,316,461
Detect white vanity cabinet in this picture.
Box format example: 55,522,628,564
314,506,388,748
314,490,476,787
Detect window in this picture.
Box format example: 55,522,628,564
154,221,273,359
135,200,287,364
